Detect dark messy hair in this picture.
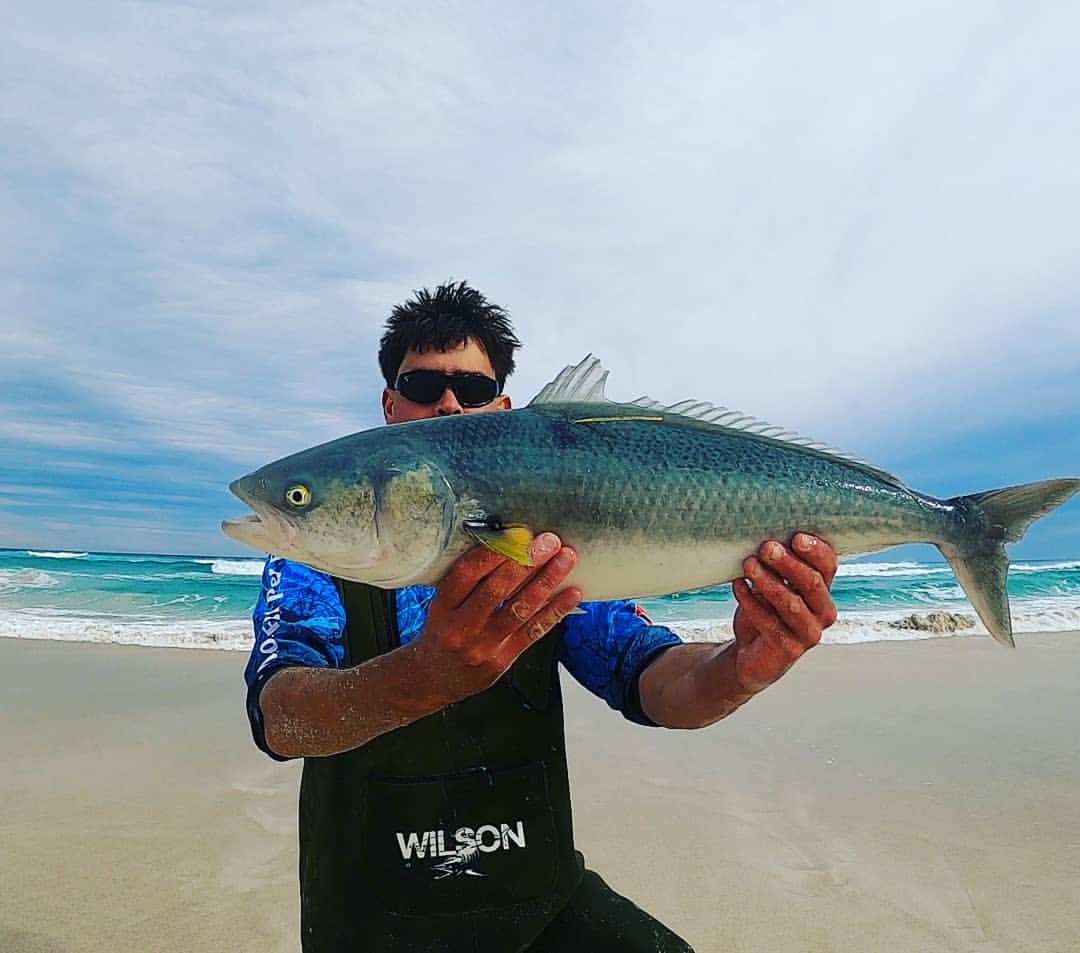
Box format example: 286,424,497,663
378,281,521,389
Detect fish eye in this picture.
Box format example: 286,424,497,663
285,484,312,508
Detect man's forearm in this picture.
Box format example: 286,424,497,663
259,641,450,758
638,642,757,729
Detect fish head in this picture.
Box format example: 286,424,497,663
222,433,457,587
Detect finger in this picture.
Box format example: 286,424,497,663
434,546,512,611
735,572,798,651
436,532,561,611
743,556,823,649
487,546,578,641
456,557,540,628
790,533,839,587
494,585,584,668
457,534,566,628
758,540,838,627
731,580,761,647
736,576,817,687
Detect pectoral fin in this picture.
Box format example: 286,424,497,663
463,518,535,566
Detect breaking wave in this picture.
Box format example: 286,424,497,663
0,569,62,594
836,561,950,578
1010,560,1080,574
25,550,88,559
672,601,1080,646
196,559,266,577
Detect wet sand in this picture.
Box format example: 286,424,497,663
1,632,1078,953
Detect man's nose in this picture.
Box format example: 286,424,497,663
434,386,464,415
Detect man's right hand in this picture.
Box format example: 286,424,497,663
412,532,582,706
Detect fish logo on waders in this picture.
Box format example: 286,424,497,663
430,844,486,880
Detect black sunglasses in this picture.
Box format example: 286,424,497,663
394,369,501,408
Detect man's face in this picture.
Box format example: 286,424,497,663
383,338,512,424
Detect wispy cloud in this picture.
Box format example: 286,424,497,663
2,0,1078,554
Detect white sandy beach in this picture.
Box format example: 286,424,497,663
1,632,1078,953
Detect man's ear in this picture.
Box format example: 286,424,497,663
494,394,512,411
382,388,395,423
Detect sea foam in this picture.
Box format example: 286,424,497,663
0,608,253,651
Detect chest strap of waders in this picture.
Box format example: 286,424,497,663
337,576,400,662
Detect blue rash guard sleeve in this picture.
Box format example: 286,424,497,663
559,601,683,726
243,556,347,760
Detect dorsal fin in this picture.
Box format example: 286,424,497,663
529,353,610,404
530,355,904,488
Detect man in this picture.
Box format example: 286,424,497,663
243,281,838,952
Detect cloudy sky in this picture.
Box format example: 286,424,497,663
2,1,1078,558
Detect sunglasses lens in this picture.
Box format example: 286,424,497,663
396,371,499,408
397,370,447,404
451,375,499,407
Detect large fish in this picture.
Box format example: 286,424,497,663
223,356,1079,646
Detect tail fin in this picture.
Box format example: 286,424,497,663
940,479,1080,647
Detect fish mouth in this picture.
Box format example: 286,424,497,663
222,477,299,550
221,510,285,549
221,512,265,539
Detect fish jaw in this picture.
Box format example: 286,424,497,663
221,476,301,555
221,512,276,551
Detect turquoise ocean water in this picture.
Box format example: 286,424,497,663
1,548,1078,650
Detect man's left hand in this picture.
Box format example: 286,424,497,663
731,533,838,694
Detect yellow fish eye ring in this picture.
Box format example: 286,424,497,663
285,484,312,508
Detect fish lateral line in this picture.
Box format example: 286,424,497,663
572,414,666,425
